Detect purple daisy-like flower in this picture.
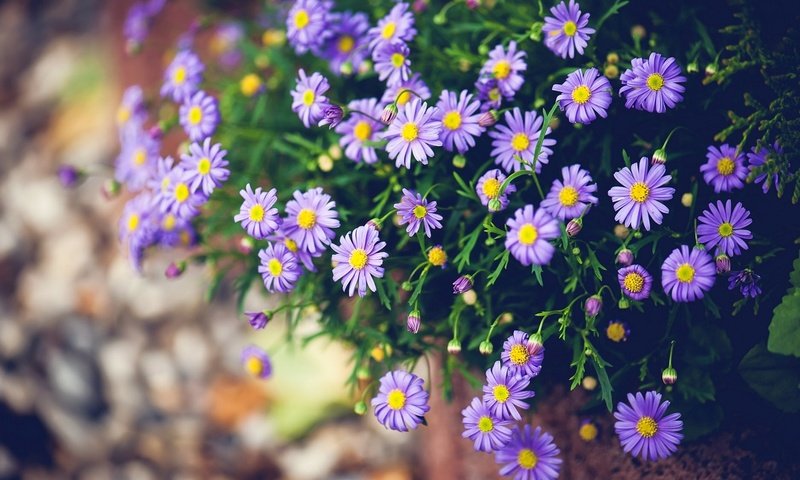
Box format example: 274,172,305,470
267,221,318,272
374,41,411,87
291,69,331,128
747,141,783,193
505,205,560,267
331,225,388,297
541,164,598,221
160,50,204,103
608,157,675,231
156,212,195,248
371,370,430,432
394,188,443,237
179,90,219,141
284,187,340,254
163,173,207,220
242,345,272,379
462,397,513,453
477,169,517,212
179,137,230,195
336,98,384,164
324,11,369,75
234,184,280,240
617,264,653,301
614,391,683,461
661,245,716,302
552,68,612,125
489,108,556,174
119,192,157,271
115,126,159,191
211,22,244,70
619,53,686,113
116,85,147,134
476,78,504,112
483,361,535,421
478,41,527,99
368,2,416,52
434,89,484,153
258,242,303,293
728,268,762,298
123,3,149,50
606,320,630,342
501,330,545,379
381,72,431,109
542,0,595,59
697,200,752,257
495,425,562,480
286,0,333,55
383,99,442,169
700,144,747,193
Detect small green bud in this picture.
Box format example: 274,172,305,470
447,338,462,354
453,154,466,169
479,340,493,355
354,401,367,415
619,297,630,309
401,281,413,291
661,367,678,385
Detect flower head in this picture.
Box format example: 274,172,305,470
267,221,318,272
179,138,229,195
608,157,675,231
476,78,504,111
234,184,279,240
381,72,431,108
453,275,474,294
284,187,340,254
614,391,683,461
331,225,388,297
477,169,516,212
383,99,442,169
462,397,513,453
505,205,560,266
286,0,333,55
617,264,653,301
619,53,686,113
324,11,369,74
318,104,344,129
606,320,630,342
336,98,384,164
482,361,535,421
394,188,443,237
291,69,331,128
700,144,747,193
728,268,762,298
160,50,204,102
371,370,430,432
179,90,219,141
747,141,783,193
489,108,556,174
258,242,303,293
541,164,598,221
434,89,485,153
495,425,562,479
579,420,599,442
542,0,595,59
427,245,448,267
501,330,545,379
697,200,752,257
368,2,416,52
477,41,527,99
374,41,411,87
242,345,271,379
246,311,269,330
117,85,147,134
115,126,159,191
163,169,207,220
661,245,716,302
552,68,612,125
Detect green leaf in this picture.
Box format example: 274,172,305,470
569,341,586,390
486,250,510,286
677,367,716,403
768,252,800,357
739,343,800,413
590,355,614,411
454,226,482,271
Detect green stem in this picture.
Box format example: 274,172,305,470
667,340,676,368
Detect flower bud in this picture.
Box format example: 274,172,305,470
101,179,122,199
319,104,344,129
661,367,678,385
581,376,597,391
715,254,731,274
366,218,382,231
466,0,481,9
631,25,647,40
584,294,603,318
605,320,630,342
356,366,371,381
380,103,398,125
447,338,462,354
478,110,499,128
239,236,255,255
606,52,619,64
616,248,634,267
240,73,263,97
603,64,619,80
479,340,493,355
401,280,413,291
432,13,446,24
164,261,186,279
462,289,478,305
407,310,421,334
652,148,667,165
499,312,513,324
488,198,502,212
57,165,82,188
328,144,342,160
246,311,269,330
148,124,164,141
452,154,466,169
618,296,630,310
579,419,599,442
613,224,629,239
704,63,717,76
452,275,474,294
566,218,582,237
681,192,693,207
354,401,367,415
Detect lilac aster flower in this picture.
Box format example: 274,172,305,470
116,85,147,134
501,330,545,379
179,90,219,141
210,22,244,70
476,78,504,112
258,242,302,293
697,200,752,257
119,193,157,271
163,173,207,220
541,164,598,220
619,53,686,113
242,345,272,379
381,72,431,109
336,98,384,164
267,221,318,272
383,99,442,169
462,397,513,453
614,391,683,461
434,89,484,153
608,157,675,231
728,268,762,298
495,425,562,480
478,41,527,99
542,0,595,59
617,264,653,301
368,2,416,52
324,12,369,75
482,361,534,421
700,144,747,193
123,3,149,50
661,245,716,302
284,187,340,254
489,108,556,174
394,188,443,237
179,138,230,195
234,184,280,240
552,68,612,125
150,159,182,211
115,127,159,191
160,50,204,102
291,69,331,128
477,169,516,212
156,213,195,248
371,370,430,432
286,0,333,55
505,205,560,267
331,225,388,297
374,41,411,87
747,141,783,193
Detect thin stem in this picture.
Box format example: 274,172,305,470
667,340,676,368
350,109,382,123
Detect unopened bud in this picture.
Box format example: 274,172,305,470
354,401,367,415
102,179,122,199
488,198,502,212
366,218,382,231
614,224,629,239
452,154,466,169
57,165,82,188
566,218,582,237
681,192,693,207
604,64,619,80
407,310,421,334
380,103,398,125
452,275,474,295
652,148,667,165
478,110,499,128
704,64,717,76
356,366,371,381
239,236,255,254
582,376,597,391
661,367,678,385
584,295,603,318
462,289,478,305
616,248,634,266
246,311,270,330
618,296,630,310
164,261,186,279
606,52,619,64
715,254,731,274
401,280,413,291
318,104,344,129
631,25,647,40
479,340,493,355
447,338,462,354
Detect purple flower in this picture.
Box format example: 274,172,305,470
318,104,344,129
115,126,159,191
258,242,302,293
163,173,206,220
267,221,318,272
608,157,675,231
117,85,147,133
58,165,81,188
211,22,244,70
620,53,686,113
584,294,602,317
606,320,630,342
246,311,269,330
323,12,369,75
501,330,545,379
661,245,716,302
697,200,752,257
476,169,516,212
614,391,683,461
489,108,556,174
336,98,384,164
119,193,157,271
368,2,416,52
381,72,431,109
552,68,612,125
728,268,762,298
495,425,562,479
179,138,230,195
234,184,280,240
394,188,443,237
371,370,429,432
383,99,442,169
617,264,653,301
407,310,421,333
476,78,503,111
482,361,535,421
284,188,340,254
286,0,333,55
700,144,747,193
179,90,219,141
160,50,204,102
542,0,595,59
747,141,783,193
374,41,411,87
434,89,484,153
461,397,513,453
242,345,272,379
452,275,474,294
477,41,527,99
291,69,331,128
331,225,388,297
505,205,560,266
541,164,598,221
124,3,149,50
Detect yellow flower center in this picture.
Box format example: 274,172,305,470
676,263,695,283
482,178,501,199
571,85,592,105
558,186,579,207
297,208,317,230
518,224,538,245
133,148,147,166
509,344,530,365
606,322,627,342
579,423,598,441
197,158,211,175
563,20,577,36
401,122,419,142
716,157,734,176
338,35,354,53
249,204,265,222
188,106,203,125
387,389,406,410
268,258,283,277
623,272,645,293
413,204,427,219
492,385,510,403
478,416,494,433
294,9,309,29
511,133,530,152
443,111,462,130
302,89,315,107
493,60,511,80
174,183,189,203
381,21,396,40
117,107,131,125
245,356,263,376
354,121,372,141
390,53,405,68
396,90,412,106
428,246,447,266
162,214,176,231
173,66,187,85
635,416,658,438
284,238,298,252
127,213,140,232
718,222,734,237
349,249,369,269
646,73,664,91
517,448,538,469
240,74,261,97
629,182,650,203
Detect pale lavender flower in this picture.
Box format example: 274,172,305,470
286,0,333,55
489,108,556,174
284,187,340,254
700,144,747,193
482,361,534,421
336,98,384,164
495,425,562,479
234,184,280,240
476,169,516,212
371,370,430,432
542,0,595,59
747,141,783,193
373,41,411,87
381,72,431,108
180,137,230,195
393,188,443,237
697,200,752,257
331,225,388,297
614,391,683,461
368,2,416,52
160,50,204,102
323,12,369,75
179,90,219,141
661,245,716,302
501,330,545,379
505,205,560,266
434,89,484,153
619,53,686,113
115,126,159,192
552,68,612,125
477,41,527,99
462,397,513,453
258,242,303,293
383,99,442,169
291,69,331,128
541,164,598,220
608,157,674,231
242,345,272,379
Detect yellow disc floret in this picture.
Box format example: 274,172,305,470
558,186,580,207
482,178,501,199
716,157,734,176
401,122,419,142
623,272,645,293
646,73,664,91
571,85,591,104
518,224,539,246
443,111,462,130
635,416,658,438
509,344,530,366
428,246,447,266
676,263,695,283
297,208,317,230
629,182,650,202
517,449,538,469
511,133,530,152
387,389,406,410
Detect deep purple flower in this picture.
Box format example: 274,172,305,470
620,53,686,113
483,361,535,421
179,90,219,141
258,242,302,293
291,69,331,128
452,275,474,294
661,245,716,302
476,169,516,212
505,205,560,267
180,137,230,195
608,157,675,231
461,397,513,453
552,68,612,125
160,50,204,102
434,89,484,153
371,370,430,432
318,104,344,129
115,126,159,191
606,320,630,342
381,72,431,109
617,264,653,301
393,188,443,237
164,261,185,279
728,268,762,298
383,99,442,169
700,144,747,193
286,0,333,55
489,108,556,174
542,0,595,59
323,12,369,75
242,345,272,379
747,141,783,193
501,330,545,379
246,311,270,330
495,425,562,479
614,391,683,461
284,187,340,254
697,200,752,257
234,184,280,240
331,225,388,297
336,98,384,164
477,41,527,99
541,164,598,221
374,41,411,87
368,2,416,52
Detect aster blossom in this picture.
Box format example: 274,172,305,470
324,11,369,75
541,164,598,221
241,345,272,379
505,205,560,267
116,85,147,134
434,89,484,153
476,78,504,112
477,41,527,99
373,41,411,87
501,330,545,379
700,144,747,193
258,242,303,293
267,221,318,272
234,184,280,240
284,187,340,254
461,397,513,453
617,264,653,301
697,200,752,257
371,370,430,432
335,98,383,164
495,425,562,480
331,225,388,297
286,0,333,55
383,99,442,169
394,188,443,237
291,69,331,128
552,68,612,125
476,169,516,212
482,361,535,421
620,53,686,113
747,141,783,193
179,90,219,141
661,245,716,302
489,108,556,174
542,0,595,59
368,2,416,51
608,157,675,231
728,268,762,298
163,171,207,220
160,50,204,102
614,391,683,461
180,137,230,195
115,126,159,191
381,72,431,109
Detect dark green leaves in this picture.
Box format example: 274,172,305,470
768,252,800,357
739,343,800,413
